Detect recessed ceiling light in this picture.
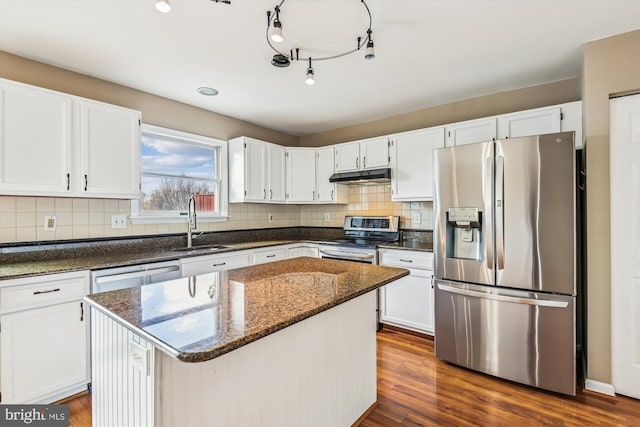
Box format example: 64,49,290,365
155,0,171,13
197,87,219,96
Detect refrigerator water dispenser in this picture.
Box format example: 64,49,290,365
446,207,482,261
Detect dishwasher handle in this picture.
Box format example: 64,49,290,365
94,265,180,285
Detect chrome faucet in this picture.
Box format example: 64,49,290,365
187,195,198,248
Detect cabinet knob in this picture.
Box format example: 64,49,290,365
331,190,334,200
66,173,70,191
84,174,88,191
263,189,266,199
270,189,273,200
363,156,366,168
356,157,359,169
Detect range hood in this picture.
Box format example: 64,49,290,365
329,168,391,185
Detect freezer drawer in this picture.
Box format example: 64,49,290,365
434,279,576,395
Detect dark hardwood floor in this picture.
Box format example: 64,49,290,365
66,329,640,426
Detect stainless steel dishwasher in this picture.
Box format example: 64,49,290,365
90,260,182,293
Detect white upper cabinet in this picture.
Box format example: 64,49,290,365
0,80,73,195
497,101,583,148
229,136,271,203
0,78,141,199
445,117,497,146
497,106,561,139
79,99,140,198
390,127,445,201
360,137,390,169
285,147,348,204
315,147,347,203
334,142,360,172
285,148,316,203
334,137,389,172
268,144,286,202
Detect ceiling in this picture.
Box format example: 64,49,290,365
0,1,638,136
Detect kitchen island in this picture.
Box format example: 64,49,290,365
86,257,408,427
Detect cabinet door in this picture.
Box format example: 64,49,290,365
391,127,445,201
497,107,561,139
243,138,267,202
289,246,319,258
286,148,316,202
268,144,286,202
334,142,360,172
379,268,434,334
360,137,389,169
0,80,73,195
315,147,335,202
445,117,496,146
1,300,88,403
80,100,140,198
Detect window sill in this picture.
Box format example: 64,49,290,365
130,215,230,225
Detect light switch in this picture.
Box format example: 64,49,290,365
412,213,421,225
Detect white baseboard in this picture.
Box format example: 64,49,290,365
585,379,616,396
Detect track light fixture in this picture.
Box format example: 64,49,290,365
306,58,315,85
266,0,375,85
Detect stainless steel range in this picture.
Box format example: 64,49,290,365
318,215,399,264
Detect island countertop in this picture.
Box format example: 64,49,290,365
86,257,409,363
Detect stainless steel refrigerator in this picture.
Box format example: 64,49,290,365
433,131,577,396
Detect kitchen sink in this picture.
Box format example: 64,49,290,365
171,244,231,253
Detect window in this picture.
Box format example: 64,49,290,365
131,124,228,223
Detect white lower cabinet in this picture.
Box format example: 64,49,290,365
378,249,434,335
0,271,90,403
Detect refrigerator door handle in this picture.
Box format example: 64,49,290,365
485,155,494,269
495,154,505,270
437,283,569,308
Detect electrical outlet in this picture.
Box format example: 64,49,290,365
128,340,148,374
44,215,56,231
412,213,422,225
111,214,128,229
324,212,331,221
268,213,273,223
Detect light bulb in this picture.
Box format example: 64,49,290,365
271,21,283,43
155,0,171,13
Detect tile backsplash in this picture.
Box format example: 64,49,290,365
0,185,432,244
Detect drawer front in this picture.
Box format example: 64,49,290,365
1,275,88,313
379,249,433,269
181,252,251,276
252,248,288,265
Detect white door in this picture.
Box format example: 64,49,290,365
360,137,389,169
315,147,335,202
268,144,286,202
379,269,434,334
391,127,445,201
244,138,267,202
286,148,316,202
334,142,360,172
610,94,640,399
497,107,561,139
0,80,73,195
1,301,88,403
80,100,140,198
445,117,497,146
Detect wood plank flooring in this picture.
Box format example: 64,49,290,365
362,329,640,427
66,328,640,426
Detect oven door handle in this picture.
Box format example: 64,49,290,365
319,249,375,260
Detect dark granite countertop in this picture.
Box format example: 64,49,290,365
86,257,409,363
0,239,305,281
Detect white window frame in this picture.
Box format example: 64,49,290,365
131,124,229,224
